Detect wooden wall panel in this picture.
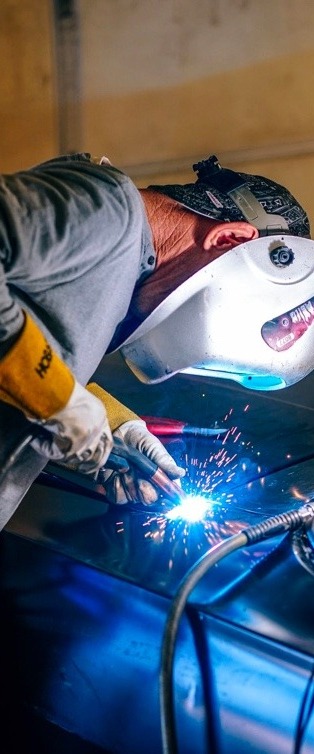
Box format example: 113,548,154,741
0,0,57,172
79,0,314,228
1,0,314,228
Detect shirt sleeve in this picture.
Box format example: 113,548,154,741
0,154,126,347
0,154,155,371
0,262,24,345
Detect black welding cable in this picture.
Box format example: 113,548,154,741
159,502,314,754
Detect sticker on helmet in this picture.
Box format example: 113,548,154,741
205,190,223,209
262,296,314,352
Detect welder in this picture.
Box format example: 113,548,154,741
0,152,312,526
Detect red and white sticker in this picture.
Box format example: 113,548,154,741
262,297,314,352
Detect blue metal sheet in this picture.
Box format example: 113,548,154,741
2,361,314,752
1,528,314,753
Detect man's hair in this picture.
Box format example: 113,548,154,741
149,155,310,239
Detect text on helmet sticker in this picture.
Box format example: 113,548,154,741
262,296,314,352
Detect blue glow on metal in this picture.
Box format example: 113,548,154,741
166,494,214,522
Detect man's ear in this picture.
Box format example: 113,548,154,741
203,222,259,251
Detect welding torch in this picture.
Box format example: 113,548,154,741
143,416,227,437
0,427,186,506
105,436,186,503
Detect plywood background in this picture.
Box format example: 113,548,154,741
0,0,57,170
1,0,314,229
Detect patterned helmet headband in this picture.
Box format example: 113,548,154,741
150,155,311,239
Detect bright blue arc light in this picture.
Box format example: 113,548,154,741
166,495,213,522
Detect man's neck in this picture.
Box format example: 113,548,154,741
130,188,222,321
139,188,213,266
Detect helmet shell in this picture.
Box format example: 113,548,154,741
117,235,314,391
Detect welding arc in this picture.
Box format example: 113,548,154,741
142,416,227,436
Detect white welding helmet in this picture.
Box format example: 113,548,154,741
117,234,314,390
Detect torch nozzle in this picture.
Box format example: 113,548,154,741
106,439,186,505
149,467,187,504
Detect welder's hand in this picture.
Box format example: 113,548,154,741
100,420,186,506
0,312,113,474
30,380,113,474
84,384,185,505
115,420,185,479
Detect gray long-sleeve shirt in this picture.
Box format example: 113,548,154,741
0,152,155,377
0,153,156,529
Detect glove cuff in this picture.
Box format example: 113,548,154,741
87,382,140,431
0,312,75,419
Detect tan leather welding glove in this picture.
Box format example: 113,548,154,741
87,383,185,504
0,313,112,473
